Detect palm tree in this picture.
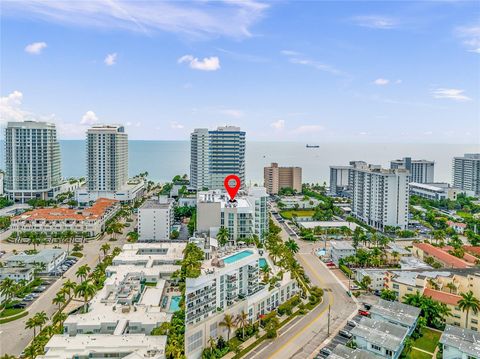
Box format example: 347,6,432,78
428,278,440,290
458,291,480,329
285,239,299,253
52,312,68,327
235,310,249,340
126,231,139,243
25,317,38,338
0,278,17,311
28,232,41,251
62,279,76,300
52,292,66,312
446,282,457,294
100,243,111,258
219,313,235,341
74,280,96,313
33,311,48,333
75,264,91,282
23,344,38,359
261,265,271,282
217,227,230,247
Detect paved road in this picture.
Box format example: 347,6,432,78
246,214,358,359
0,219,133,356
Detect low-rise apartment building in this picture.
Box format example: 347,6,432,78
4,249,66,273
351,317,409,359
409,182,474,201
278,195,322,209
75,178,145,204
197,187,268,242
184,248,297,358
369,299,421,336
0,266,34,282
37,334,167,359
385,268,480,330
439,325,480,359
327,345,382,358
412,243,473,268
10,198,120,237
330,241,355,266
138,195,175,241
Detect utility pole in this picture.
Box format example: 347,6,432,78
327,304,331,336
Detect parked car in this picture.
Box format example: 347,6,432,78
326,262,335,267
363,303,372,310
319,348,332,356
339,330,352,339
358,309,370,316
347,320,357,327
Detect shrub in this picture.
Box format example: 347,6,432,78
277,295,301,316
70,252,83,258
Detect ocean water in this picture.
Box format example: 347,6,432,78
1,140,479,185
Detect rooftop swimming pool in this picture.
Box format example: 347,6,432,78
169,296,181,312
259,258,268,268
223,250,253,264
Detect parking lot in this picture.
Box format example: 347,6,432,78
11,257,78,310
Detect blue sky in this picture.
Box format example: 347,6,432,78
0,0,479,143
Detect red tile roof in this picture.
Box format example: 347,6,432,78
13,198,118,222
423,288,461,306
447,221,467,228
413,243,471,268
465,246,480,256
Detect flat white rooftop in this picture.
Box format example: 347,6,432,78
298,221,359,230
39,334,167,359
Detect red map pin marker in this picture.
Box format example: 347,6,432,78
224,175,241,202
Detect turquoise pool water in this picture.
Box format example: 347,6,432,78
223,250,253,264
169,296,181,312
259,258,268,268
316,249,326,256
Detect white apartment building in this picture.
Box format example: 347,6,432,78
390,157,435,184
453,153,480,197
196,187,268,242
4,121,62,202
138,196,174,241
189,126,246,190
38,334,167,359
86,124,129,192
185,248,297,358
0,267,35,283
410,182,474,201
10,198,120,237
330,241,355,266
349,162,410,230
190,128,210,190
76,178,145,204
329,165,351,196
4,249,66,273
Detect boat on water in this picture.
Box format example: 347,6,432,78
306,144,320,148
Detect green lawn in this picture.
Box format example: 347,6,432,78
412,328,441,354
0,307,25,318
279,210,315,219
408,349,433,359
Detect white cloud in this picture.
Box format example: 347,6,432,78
170,121,184,129
456,25,480,53
0,91,26,124
432,88,472,102
104,53,117,66
80,110,99,125
281,51,345,76
293,125,324,134
24,41,47,54
353,15,398,29
359,131,368,136
219,109,243,118
270,119,285,130
3,1,269,39
374,78,389,85
178,55,220,71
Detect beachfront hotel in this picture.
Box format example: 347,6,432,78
4,121,62,202
196,187,269,243
75,124,145,203
263,162,302,195
190,126,246,190
185,247,298,358
453,153,480,196
390,157,435,184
